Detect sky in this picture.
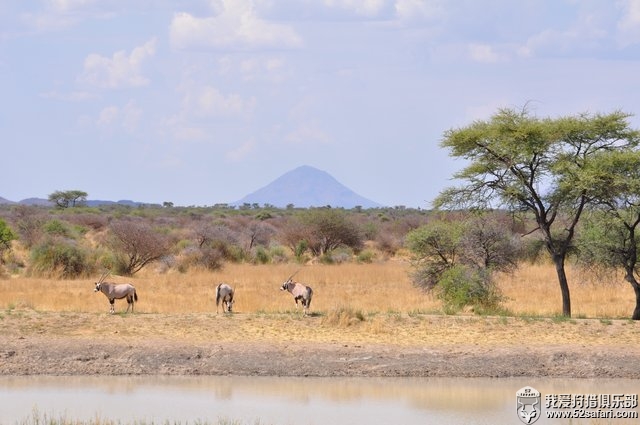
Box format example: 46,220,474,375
2,1,640,208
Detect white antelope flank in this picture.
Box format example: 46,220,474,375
280,271,313,316
93,272,138,314
215,283,235,314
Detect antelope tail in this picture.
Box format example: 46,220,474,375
215,284,221,307
134,290,138,302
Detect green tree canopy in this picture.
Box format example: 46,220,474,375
48,190,88,208
576,149,640,319
435,108,640,317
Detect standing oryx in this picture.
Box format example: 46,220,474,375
280,271,313,316
215,283,235,314
94,272,138,314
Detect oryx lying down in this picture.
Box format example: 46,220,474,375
94,272,138,314
280,274,313,316
215,283,235,314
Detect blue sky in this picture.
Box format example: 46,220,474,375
2,1,640,208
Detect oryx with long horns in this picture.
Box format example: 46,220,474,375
94,271,138,314
279,270,313,316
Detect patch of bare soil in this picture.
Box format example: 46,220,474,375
1,311,639,378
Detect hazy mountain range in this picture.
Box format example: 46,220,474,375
0,166,382,209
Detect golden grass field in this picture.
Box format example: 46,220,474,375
0,261,635,319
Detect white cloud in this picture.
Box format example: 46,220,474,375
519,5,610,58
218,55,288,82
468,43,501,63
97,105,119,128
95,100,142,132
394,0,444,21
170,1,303,50
48,0,95,12
323,0,386,17
78,38,157,89
617,0,640,46
21,0,108,32
165,81,256,143
185,85,257,117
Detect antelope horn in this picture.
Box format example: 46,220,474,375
98,271,110,284
286,268,301,281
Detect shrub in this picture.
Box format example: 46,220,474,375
294,240,308,259
29,239,91,278
0,219,16,259
321,306,366,327
177,246,224,272
43,219,72,238
268,245,289,263
253,246,271,264
437,265,502,313
356,249,376,263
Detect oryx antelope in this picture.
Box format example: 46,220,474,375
215,283,235,314
280,271,313,316
94,272,138,314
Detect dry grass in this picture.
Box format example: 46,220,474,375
0,261,636,319
498,261,635,319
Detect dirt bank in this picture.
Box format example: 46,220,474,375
1,311,639,378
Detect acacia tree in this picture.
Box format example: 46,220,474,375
48,190,88,208
576,150,640,319
435,108,640,317
299,208,363,256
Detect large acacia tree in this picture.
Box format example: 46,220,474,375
434,108,640,317
577,150,640,319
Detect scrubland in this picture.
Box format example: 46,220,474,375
0,261,635,319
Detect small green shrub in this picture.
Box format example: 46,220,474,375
294,240,308,259
29,239,91,278
356,249,376,263
253,246,271,264
436,265,502,313
268,245,289,263
43,219,72,238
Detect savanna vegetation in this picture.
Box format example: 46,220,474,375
0,199,637,320
2,107,640,320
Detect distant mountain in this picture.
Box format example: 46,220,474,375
0,197,154,207
85,199,155,207
234,165,382,209
19,198,52,206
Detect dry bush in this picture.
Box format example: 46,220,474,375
321,306,366,327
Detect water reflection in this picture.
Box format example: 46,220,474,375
0,376,638,425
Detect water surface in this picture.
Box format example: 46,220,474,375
0,376,638,424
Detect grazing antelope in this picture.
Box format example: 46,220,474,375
215,283,235,314
280,271,313,316
94,272,138,314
